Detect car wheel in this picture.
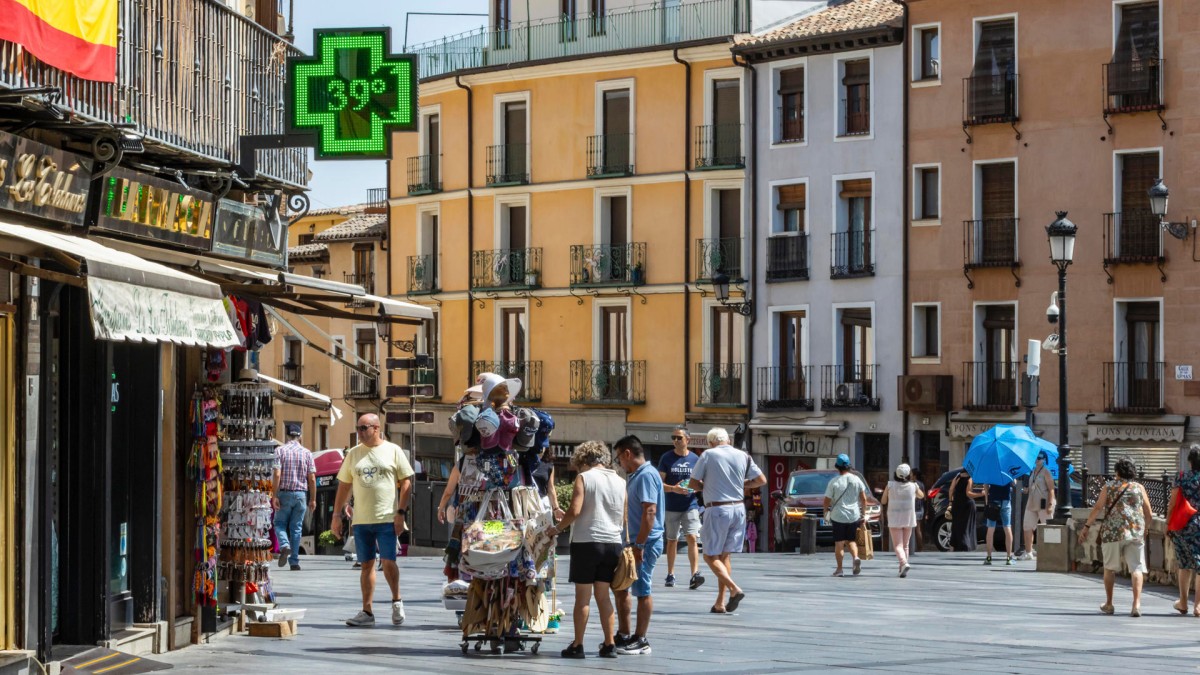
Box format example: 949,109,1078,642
934,517,952,552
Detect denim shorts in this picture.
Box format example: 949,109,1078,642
630,537,664,598
985,500,1013,529
353,522,398,562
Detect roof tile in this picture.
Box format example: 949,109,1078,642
313,214,387,241
736,0,903,49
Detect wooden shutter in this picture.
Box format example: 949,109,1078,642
842,60,869,86
1121,153,1158,212
973,20,1015,77
779,68,804,94
841,308,872,327
1113,3,1160,62
839,179,872,199
980,163,1015,219
777,184,806,210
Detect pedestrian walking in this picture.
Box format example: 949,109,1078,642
980,479,1016,565
690,428,766,613
911,468,927,552
824,454,869,577
948,470,978,552
1020,451,1056,561
657,427,704,589
1079,457,1152,617
549,441,626,658
882,463,923,578
331,413,416,627
272,423,316,571
1168,446,1200,616
613,435,664,655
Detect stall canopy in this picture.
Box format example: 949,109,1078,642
0,222,240,347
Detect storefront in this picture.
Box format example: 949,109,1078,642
1084,417,1188,479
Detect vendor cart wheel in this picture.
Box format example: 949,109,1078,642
531,642,540,655
489,638,502,655
474,641,482,652
460,641,468,655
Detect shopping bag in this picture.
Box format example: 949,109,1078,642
460,489,523,580
611,545,639,592
1169,487,1197,532
856,521,874,560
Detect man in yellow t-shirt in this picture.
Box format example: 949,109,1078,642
332,413,415,627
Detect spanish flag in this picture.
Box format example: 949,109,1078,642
0,0,117,82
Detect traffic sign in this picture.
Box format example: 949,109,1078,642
386,355,432,370
386,411,435,425
386,384,435,398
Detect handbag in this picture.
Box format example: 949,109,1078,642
460,489,524,580
611,545,639,592
855,521,874,560
1169,487,1197,532
984,502,1001,522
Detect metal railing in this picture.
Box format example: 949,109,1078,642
367,188,388,210
570,360,646,404
587,133,634,177
343,271,374,307
408,254,437,294
471,361,543,402
766,234,808,282
1084,472,1171,517
830,230,874,278
964,218,1019,267
963,73,1019,125
1104,59,1164,115
570,242,646,287
841,97,870,136
778,106,804,143
407,155,442,194
962,361,1018,411
1104,211,1162,262
345,367,379,399
696,363,744,407
0,0,307,186
279,363,302,386
471,247,542,290
694,123,744,169
696,237,742,282
756,365,813,411
408,0,748,80
1104,361,1164,414
486,143,529,185
820,364,879,410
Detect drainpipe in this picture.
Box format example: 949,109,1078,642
674,48,691,421
456,75,475,369
734,51,757,432
893,0,911,463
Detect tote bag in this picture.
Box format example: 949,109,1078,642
460,489,523,580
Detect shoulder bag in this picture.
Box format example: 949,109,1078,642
1168,486,1198,532
1099,483,1130,532
611,545,639,592
459,489,524,580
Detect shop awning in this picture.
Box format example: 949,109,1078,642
258,371,345,425
748,421,846,435
0,222,240,347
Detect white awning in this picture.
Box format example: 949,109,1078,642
748,421,846,435
258,371,345,426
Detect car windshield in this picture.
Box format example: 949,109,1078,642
787,473,833,496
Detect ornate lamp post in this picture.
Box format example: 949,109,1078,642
711,271,752,316
1046,211,1077,523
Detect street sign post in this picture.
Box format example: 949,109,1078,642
386,384,435,398
386,356,432,370
385,411,435,425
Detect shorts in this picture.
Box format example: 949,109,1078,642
629,538,664,598
985,500,1012,528
700,503,746,555
353,522,398,563
664,509,701,540
569,541,622,584
1023,507,1051,532
831,519,861,544
1102,539,1147,574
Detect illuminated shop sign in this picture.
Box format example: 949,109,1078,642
93,166,214,250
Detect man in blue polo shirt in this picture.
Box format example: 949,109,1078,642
613,435,664,656
658,427,704,589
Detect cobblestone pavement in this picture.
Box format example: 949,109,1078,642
157,551,1198,674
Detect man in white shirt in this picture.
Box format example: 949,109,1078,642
824,453,868,577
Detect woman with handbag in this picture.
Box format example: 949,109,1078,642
1168,446,1200,616
1079,457,1153,617
948,470,977,552
1020,452,1056,561
548,441,626,658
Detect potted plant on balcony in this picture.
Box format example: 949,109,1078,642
631,261,645,286
525,270,540,287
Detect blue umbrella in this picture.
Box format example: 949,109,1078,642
964,425,1042,485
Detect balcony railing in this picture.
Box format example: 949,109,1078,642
962,361,1018,411
0,0,307,187
694,123,744,169
345,367,379,399
964,218,1019,268
1104,59,1164,115
408,254,438,295
471,361,543,402
486,143,529,186
587,133,634,177
756,365,813,411
1104,361,1164,414
412,359,441,397
343,271,375,307
279,363,302,386
830,230,874,278
570,242,646,287
766,234,808,282
696,363,744,407
820,364,879,411
570,360,646,404
367,187,388,210
1104,211,1162,263
408,0,748,80
778,106,804,143
471,247,542,290
407,155,442,195
963,74,1019,125
696,237,742,283
840,97,870,136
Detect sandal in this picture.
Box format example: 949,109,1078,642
1100,603,1115,615
1174,600,1188,615
709,606,727,614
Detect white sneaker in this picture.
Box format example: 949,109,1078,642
346,610,375,627
392,600,405,626
1030,549,1037,559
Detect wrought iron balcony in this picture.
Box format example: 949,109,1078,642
471,247,542,290
778,106,804,143
694,123,744,169
1104,59,1164,115
367,187,388,210
471,361,542,402
696,363,744,407
1104,361,1164,414
757,366,814,411
830,230,874,278
279,363,302,386
840,97,870,136
407,155,442,195
695,237,742,283
587,133,634,177
343,271,375,307
570,360,646,404
820,364,879,411
1104,211,1162,263
766,234,808,282
570,243,646,287
963,74,1019,126
963,219,1018,268
486,143,529,186
412,359,441,397
345,367,379,399
962,361,1018,411
409,0,747,80
408,254,438,295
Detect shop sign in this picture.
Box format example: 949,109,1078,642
1087,424,1183,443
551,444,577,460
92,166,214,250
948,421,998,439
210,198,287,267
87,277,240,347
0,130,93,226
316,475,335,487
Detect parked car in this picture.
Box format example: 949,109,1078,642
771,469,882,552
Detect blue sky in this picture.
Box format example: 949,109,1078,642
292,0,487,210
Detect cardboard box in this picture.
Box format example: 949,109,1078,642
247,620,297,638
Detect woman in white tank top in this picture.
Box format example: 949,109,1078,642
882,463,924,579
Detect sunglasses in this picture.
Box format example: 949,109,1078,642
672,436,686,441
356,425,379,432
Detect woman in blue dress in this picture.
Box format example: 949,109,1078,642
1169,446,1200,615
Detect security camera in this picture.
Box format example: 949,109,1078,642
1042,333,1060,352
1046,292,1059,324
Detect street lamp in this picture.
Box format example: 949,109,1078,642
1045,211,1076,523
1149,178,1190,241
711,271,752,316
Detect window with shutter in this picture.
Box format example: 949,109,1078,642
980,163,1015,220
779,68,804,142
972,20,1015,78
777,184,805,234
1113,3,1159,63
842,60,870,135
1120,152,1158,212
839,179,872,199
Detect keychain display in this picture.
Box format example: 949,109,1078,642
189,386,222,609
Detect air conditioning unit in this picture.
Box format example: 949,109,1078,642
835,382,862,404
897,375,953,412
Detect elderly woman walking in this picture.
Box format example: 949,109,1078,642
1079,457,1153,617
882,463,924,578
1169,446,1200,616
549,441,626,658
